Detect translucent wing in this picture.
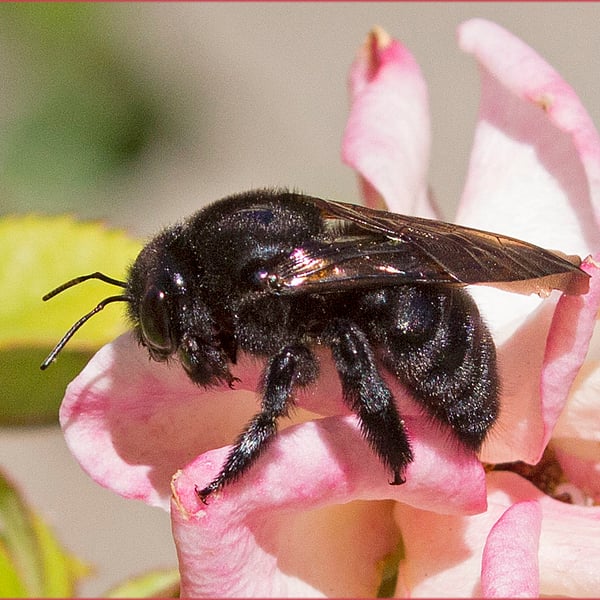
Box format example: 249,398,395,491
259,197,589,296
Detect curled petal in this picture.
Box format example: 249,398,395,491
479,298,556,464
342,26,434,217
553,306,600,443
483,255,600,464
539,255,600,452
481,500,541,598
59,334,348,509
174,490,397,597
458,18,600,253
172,415,487,597
552,331,600,499
555,359,600,440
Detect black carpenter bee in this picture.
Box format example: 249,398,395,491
41,189,589,501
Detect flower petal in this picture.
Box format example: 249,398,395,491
479,297,556,464
481,500,541,598
482,255,600,464
455,19,600,464
59,334,351,509
171,414,487,597
457,18,600,339
539,255,600,452
341,26,435,217
554,359,600,441
458,17,600,253
59,332,265,509
395,471,600,597
174,493,397,598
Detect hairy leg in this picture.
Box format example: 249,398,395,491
197,344,317,502
327,319,413,485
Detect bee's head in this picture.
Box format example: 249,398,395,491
125,225,195,363
40,224,193,370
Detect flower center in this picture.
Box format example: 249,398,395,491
488,446,594,506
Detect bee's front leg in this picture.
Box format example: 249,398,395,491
196,344,317,503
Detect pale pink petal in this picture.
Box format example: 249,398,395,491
454,19,600,464
457,18,600,339
539,255,600,452
173,486,397,597
458,17,600,253
483,257,599,464
59,333,350,509
171,415,487,597
554,328,600,443
481,500,541,597
479,298,556,464
555,360,600,440
395,471,600,597
341,26,435,218
60,334,256,508
394,483,497,598
59,332,263,509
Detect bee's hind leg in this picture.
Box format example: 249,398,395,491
326,319,413,485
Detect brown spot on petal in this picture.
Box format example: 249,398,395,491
370,25,392,50
361,26,392,81
536,92,555,112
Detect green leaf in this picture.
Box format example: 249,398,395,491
0,215,141,425
0,349,93,425
32,512,90,596
1,214,141,348
0,541,28,597
0,469,91,596
106,568,180,598
0,470,44,596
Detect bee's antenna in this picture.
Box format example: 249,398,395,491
40,272,131,370
40,295,132,370
42,272,127,301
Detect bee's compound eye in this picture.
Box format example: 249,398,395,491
140,285,175,354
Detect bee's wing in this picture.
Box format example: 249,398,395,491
263,198,589,296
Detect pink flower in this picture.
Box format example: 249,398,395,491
60,18,600,597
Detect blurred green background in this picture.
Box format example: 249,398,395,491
0,4,165,219
2,3,600,596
